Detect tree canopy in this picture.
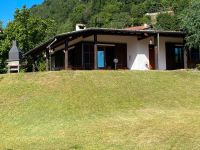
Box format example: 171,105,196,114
29,0,194,33
31,0,189,33
180,0,200,49
4,6,56,53
0,6,56,72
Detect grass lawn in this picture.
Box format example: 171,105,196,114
0,70,200,150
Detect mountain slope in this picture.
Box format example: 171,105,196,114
30,0,190,33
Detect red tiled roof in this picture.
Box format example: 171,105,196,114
125,26,149,31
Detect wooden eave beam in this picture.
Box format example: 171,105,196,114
138,33,151,40
51,35,82,49
94,34,97,70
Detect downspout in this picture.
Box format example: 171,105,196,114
157,32,160,70
64,39,68,70
46,38,57,71
47,38,57,49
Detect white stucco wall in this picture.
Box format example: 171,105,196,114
90,35,184,70
134,37,154,70
84,35,153,70
84,35,150,70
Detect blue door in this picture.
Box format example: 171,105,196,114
97,49,105,68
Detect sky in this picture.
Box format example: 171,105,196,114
0,0,44,28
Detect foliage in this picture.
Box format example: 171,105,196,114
0,6,56,72
4,6,56,53
0,35,9,73
0,21,3,39
32,0,185,32
180,0,200,49
172,0,190,13
29,0,194,33
155,13,180,30
196,64,200,70
69,3,91,25
0,68,7,74
37,59,46,71
130,3,151,26
56,19,74,33
143,0,164,13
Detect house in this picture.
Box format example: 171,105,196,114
24,27,199,71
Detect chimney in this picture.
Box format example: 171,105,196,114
144,23,150,29
75,24,86,31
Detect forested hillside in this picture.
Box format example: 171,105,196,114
30,0,189,33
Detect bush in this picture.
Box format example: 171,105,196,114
20,68,26,73
196,64,200,70
38,60,46,72
155,13,180,30
0,68,7,74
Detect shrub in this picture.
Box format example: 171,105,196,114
0,68,7,74
38,60,46,72
196,64,200,70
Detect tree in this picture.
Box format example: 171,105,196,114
155,13,180,30
144,0,163,13
0,22,7,73
0,6,56,72
0,21,3,33
130,3,151,26
180,0,200,49
4,6,56,53
69,3,92,25
172,0,190,13
0,21,4,40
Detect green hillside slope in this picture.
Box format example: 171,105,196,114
0,71,200,149
30,0,190,33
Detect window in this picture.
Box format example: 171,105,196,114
83,43,94,70
175,47,183,63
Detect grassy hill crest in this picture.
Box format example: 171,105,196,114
0,71,200,149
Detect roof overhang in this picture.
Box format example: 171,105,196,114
24,28,186,56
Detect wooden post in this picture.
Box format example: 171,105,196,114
49,52,52,71
184,47,188,69
154,35,158,70
94,34,97,69
32,56,36,72
64,39,68,70
82,43,84,69
46,49,49,71
183,38,188,69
